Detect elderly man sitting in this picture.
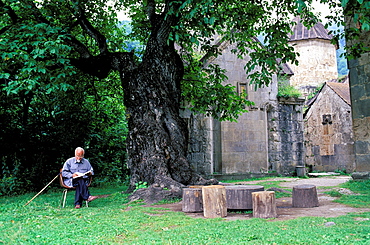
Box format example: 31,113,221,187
62,147,97,209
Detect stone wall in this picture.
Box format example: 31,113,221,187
268,97,305,175
212,41,278,174
346,15,370,172
349,52,370,172
184,40,306,177
304,85,355,172
180,109,216,176
220,108,270,174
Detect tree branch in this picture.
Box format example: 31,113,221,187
75,6,108,55
65,34,92,59
0,0,18,24
22,0,50,24
145,0,157,26
0,0,18,35
151,0,182,44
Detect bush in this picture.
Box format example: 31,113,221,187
277,83,302,98
0,159,30,196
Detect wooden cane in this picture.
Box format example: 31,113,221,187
24,173,60,206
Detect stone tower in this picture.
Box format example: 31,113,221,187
288,17,338,96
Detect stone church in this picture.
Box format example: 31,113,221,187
182,39,305,178
182,17,349,179
304,78,355,173
182,15,370,179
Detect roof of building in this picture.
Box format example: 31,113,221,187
304,76,350,118
327,78,351,105
289,17,333,42
277,58,294,76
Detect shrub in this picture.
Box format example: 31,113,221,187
277,83,302,98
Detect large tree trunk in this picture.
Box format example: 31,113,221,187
123,19,217,203
61,2,218,203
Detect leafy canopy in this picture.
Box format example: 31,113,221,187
1,0,369,122
122,0,318,120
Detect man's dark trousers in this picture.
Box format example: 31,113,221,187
72,178,90,206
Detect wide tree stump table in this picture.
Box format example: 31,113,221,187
225,185,264,210
292,184,319,208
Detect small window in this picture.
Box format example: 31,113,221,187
322,114,332,125
238,83,248,99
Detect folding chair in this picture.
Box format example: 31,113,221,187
59,168,92,208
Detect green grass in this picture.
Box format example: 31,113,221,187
1,179,370,244
328,180,370,208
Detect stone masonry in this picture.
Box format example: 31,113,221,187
184,39,306,177
268,97,305,175
348,45,370,172
304,82,355,172
288,17,338,97
346,15,370,172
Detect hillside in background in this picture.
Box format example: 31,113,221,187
327,24,349,77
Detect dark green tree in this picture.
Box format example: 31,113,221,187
0,68,128,194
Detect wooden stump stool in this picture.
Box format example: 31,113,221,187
225,185,264,210
202,185,227,218
292,184,319,208
182,187,203,212
252,191,277,219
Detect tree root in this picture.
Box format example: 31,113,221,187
128,175,219,204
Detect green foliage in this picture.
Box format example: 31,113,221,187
0,160,29,196
277,82,302,98
134,181,148,191
324,0,370,60
0,68,128,195
181,63,253,122
168,0,310,87
307,84,324,100
0,1,132,194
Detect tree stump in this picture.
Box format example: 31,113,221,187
182,188,203,212
292,184,319,208
202,185,227,218
252,191,277,219
225,185,264,210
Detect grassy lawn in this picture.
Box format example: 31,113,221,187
1,179,369,244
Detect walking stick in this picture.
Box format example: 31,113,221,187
24,173,60,206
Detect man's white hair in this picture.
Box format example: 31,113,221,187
75,147,85,153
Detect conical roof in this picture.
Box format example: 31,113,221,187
289,17,332,41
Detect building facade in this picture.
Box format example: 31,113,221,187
182,40,305,177
304,80,355,172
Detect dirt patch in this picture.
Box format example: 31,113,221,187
148,176,370,221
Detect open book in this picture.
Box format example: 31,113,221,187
72,170,92,179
